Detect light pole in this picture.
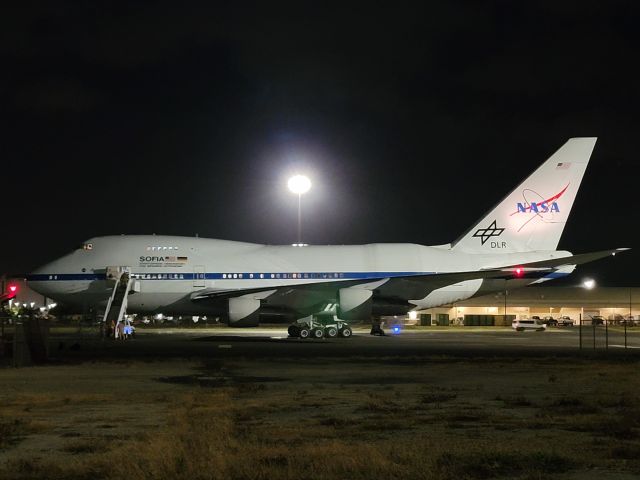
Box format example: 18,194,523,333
288,175,311,246
581,278,595,351
504,279,508,323
626,287,631,349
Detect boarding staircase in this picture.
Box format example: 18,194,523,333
104,270,133,330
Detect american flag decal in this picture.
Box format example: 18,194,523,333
556,162,571,170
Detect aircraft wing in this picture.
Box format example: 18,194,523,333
190,266,522,302
190,248,629,306
375,247,629,302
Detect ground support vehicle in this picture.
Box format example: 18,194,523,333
287,316,353,339
512,318,547,332
557,316,574,327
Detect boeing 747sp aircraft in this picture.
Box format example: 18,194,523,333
27,138,625,331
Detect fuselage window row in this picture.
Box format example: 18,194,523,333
126,272,348,281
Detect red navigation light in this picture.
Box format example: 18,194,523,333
514,267,524,278
2,284,18,301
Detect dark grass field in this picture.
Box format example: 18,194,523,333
1,328,640,479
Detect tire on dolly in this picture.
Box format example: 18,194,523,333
312,328,324,339
339,326,353,338
288,325,300,337
325,326,338,338
299,328,311,339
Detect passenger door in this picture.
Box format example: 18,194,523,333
193,265,206,288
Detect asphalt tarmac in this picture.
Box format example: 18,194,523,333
52,325,640,361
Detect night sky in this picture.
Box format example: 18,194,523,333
2,2,638,286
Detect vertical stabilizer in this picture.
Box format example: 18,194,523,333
452,137,597,253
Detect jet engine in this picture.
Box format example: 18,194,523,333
228,297,260,327
337,288,372,321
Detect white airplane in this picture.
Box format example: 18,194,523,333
27,138,625,330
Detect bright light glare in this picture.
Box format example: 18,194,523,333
408,311,418,320
9,285,17,293
288,175,311,195
583,279,595,290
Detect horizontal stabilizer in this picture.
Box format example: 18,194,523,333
500,248,630,271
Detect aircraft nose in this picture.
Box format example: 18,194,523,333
27,253,79,299
29,252,76,279
30,259,59,277
28,261,58,287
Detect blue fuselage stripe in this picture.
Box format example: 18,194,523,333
27,273,106,281
26,270,571,282
26,271,431,282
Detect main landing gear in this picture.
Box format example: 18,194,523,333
370,316,386,336
287,316,353,339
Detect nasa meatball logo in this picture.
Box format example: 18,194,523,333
510,183,568,232
512,184,568,215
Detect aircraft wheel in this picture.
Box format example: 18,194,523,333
339,327,353,338
288,325,300,337
299,328,310,339
326,327,338,338
312,328,324,339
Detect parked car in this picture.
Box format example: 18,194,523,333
620,315,636,327
591,315,605,326
543,316,558,327
512,318,546,332
608,314,625,325
557,316,574,327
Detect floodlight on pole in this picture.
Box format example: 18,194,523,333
288,175,311,246
288,175,311,195
579,278,596,351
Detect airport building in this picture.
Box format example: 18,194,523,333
415,286,639,326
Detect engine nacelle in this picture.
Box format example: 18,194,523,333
337,288,372,321
412,279,483,309
228,297,260,327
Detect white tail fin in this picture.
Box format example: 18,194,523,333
452,137,597,253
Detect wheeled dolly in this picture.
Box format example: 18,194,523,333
288,316,353,339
